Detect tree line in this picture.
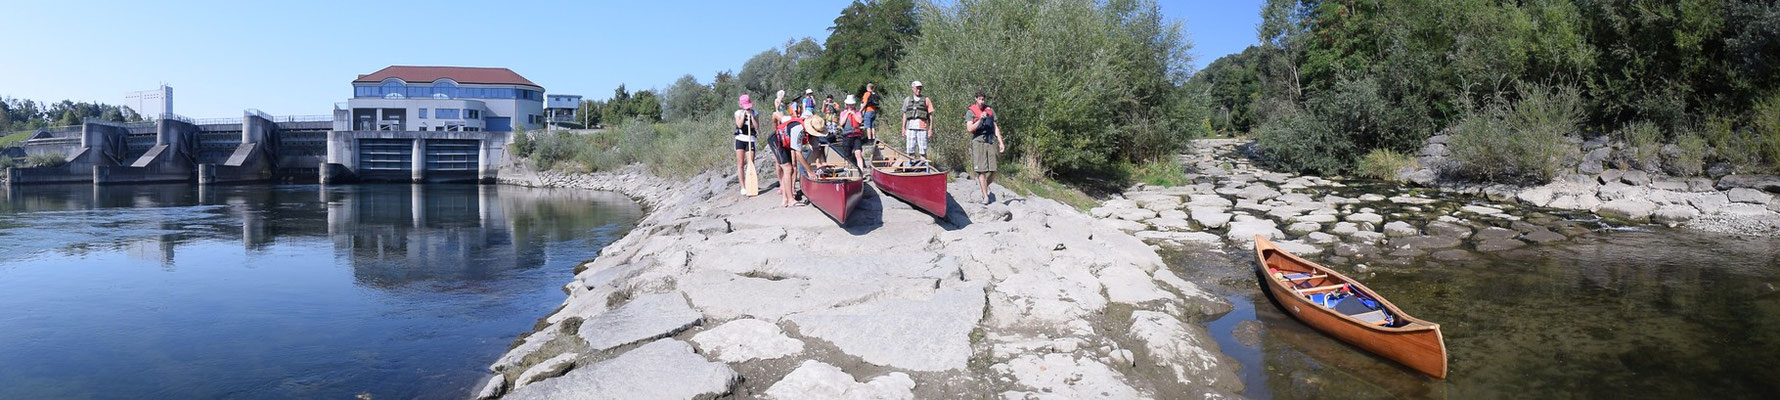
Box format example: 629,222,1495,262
2,97,144,132
569,0,1205,185
1194,0,1780,181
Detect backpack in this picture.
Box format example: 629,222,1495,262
904,95,930,121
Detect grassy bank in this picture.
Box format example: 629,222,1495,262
513,114,731,180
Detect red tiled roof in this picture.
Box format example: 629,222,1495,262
354,66,540,88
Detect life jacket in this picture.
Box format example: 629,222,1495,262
970,104,995,136
905,95,930,121
779,118,804,148
840,109,863,137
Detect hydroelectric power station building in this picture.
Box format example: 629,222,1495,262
4,65,565,186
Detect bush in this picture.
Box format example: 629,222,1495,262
1126,159,1189,187
1756,94,1780,169
1666,131,1709,176
1698,114,1760,171
1446,85,1580,184
25,152,66,167
1253,107,1353,175
1618,121,1663,171
1357,148,1414,182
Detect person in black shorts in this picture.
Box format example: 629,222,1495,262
732,94,758,191
837,95,866,167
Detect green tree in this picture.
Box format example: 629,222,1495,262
815,0,920,90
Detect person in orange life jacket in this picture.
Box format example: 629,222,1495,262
966,90,1006,204
732,94,759,193
771,112,802,207
901,81,935,162
837,95,866,168
860,83,881,142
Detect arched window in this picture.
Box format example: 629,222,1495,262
432,79,458,99
380,78,406,98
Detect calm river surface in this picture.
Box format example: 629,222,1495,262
0,183,642,399
1179,229,1780,399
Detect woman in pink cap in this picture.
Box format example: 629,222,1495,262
733,94,759,193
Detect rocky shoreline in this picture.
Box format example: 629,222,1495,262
479,161,1244,399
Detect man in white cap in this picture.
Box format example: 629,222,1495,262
901,81,935,162
838,95,866,167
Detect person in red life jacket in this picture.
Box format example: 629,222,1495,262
837,95,866,168
733,94,759,193
770,111,799,207
966,90,1006,204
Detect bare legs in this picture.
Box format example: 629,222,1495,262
978,171,994,204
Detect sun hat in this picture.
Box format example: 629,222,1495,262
805,89,814,94
844,95,858,105
739,94,753,109
910,81,923,88
804,116,827,137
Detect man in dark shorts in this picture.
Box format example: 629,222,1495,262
966,90,1005,204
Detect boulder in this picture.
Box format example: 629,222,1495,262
1517,186,1556,207
1650,178,1690,191
577,292,704,352
1304,232,1339,245
690,319,805,363
515,352,580,388
1226,218,1284,242
1598,169,1625,184
1291,213,1339,224
1729,188,1773,204
1383,221,1420,237
764,360,916,400
1598,199,1659,223
1350,231,1388,244
1346,212,1384,225
1651,205,1701,226
1424,221,1473,239
1621,170,1651,185
1286,221,1322,235
1190,207,1234,229
1716,174,1780,192
1331,222,1361,236
474,374,507,400
1578,147,1611,174
503,339,738,400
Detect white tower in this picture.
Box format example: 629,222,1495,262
125,84,174,118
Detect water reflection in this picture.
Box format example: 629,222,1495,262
0,183,643,399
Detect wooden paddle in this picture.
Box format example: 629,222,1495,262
743,155,759,196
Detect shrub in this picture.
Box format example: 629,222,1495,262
509,127,535,157
1357,148,1414,182
1445,85,1580,184
1618,121,1663,171
25,152,66,167
1127,159,1189,187
1666,131,1709,176
1698,114,1760,171
1756,94,1780,169
1253,107,1353,175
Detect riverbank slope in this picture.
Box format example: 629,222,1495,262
477,162,1244,399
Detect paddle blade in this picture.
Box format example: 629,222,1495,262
744,157,760,196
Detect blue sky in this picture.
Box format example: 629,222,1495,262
0,0,1260,118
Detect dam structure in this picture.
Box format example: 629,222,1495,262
4,65,566,186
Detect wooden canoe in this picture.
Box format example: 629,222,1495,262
1253,236,1448,379
800,149,865,225
868,143,948,218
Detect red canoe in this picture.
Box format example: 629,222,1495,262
1254,236,1449,379
868,144,948,218
800,150,865,225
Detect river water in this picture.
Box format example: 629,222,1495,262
1177,225,1780,399
0,183,643,399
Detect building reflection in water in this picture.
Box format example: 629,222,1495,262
1,183,641,288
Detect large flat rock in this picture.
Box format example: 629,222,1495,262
690,318,805,362
576,292,703,351
1128,310,1242,393
997,354,1141,399
764,360,917,400
787,282,986,371
503,339,738,400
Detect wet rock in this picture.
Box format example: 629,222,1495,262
474,374,507,400
998,354,1139,399
1286,221,1323,235
1509,221,1545,234
690,319,804,363
1522,229,1567,244
1305,232,1338,245
1424,221,1473,239
1729,188,1773,204
1225,218,1284,242
764,360,916,400
1717,174,1780,192
577,292,704,351
515,352,580,388
1430,249,1476,261
787,283,984,371
1291,214,1339,224
1128,310,1244,393
1388,247,1426,258
1389,195,1437,205
1350,231,1387,244
1383,221,1420,237
1392,235,1462,250
1598,199,1659,223
1476,238,1528,252
1652,205,1701,226
1231,320,1263,348
1334,242,1379,257
503,339,738,400
492,323,566,373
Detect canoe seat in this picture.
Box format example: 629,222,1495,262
1297,284,1346,294
1348,310,1390,326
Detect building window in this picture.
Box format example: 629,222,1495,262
467,109,481,120
436,108,460,119
419,108,428,119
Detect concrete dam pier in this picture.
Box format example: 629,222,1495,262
6,111,332,186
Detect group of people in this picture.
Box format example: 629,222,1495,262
731,80,1007,207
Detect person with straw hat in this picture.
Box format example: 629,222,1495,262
901,80,935,163
837,95,866,168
